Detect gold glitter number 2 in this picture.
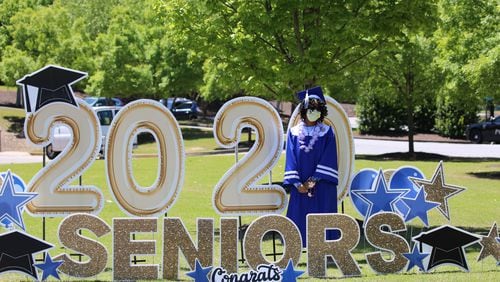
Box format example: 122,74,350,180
25,100,104,215
212,97,287,215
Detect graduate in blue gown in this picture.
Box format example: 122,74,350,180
284,86,339,247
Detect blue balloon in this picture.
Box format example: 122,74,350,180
349,169,378,217
389,166,425,217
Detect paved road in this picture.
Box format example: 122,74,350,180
0,151,43,164
1,138,499,164
354,139,500,158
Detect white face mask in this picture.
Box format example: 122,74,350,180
306,109,321,122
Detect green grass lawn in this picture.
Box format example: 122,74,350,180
134,127,220,155
0,155,499,281
0,106,24,132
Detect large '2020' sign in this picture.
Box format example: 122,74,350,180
24,96,354,218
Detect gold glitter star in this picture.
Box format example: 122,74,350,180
409,161,465,221
477,222,500,262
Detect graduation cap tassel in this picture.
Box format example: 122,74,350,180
304,90,310,109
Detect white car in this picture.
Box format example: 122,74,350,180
46,106,137,159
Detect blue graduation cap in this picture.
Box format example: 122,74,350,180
296,86,325,109
16,65,87,113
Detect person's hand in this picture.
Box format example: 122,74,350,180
297,184,308,193
305,179,316,189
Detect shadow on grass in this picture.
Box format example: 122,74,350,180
358,152,500,162
182,128,213,140
468,171,500,180
4,115,25,137
138,128,214,144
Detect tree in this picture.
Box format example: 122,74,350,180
0,1,94,88
0,0,203,99
434,0,499,136
85,0,204,98
357,33,442,155
161,0,439,101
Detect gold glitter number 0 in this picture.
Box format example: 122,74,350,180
25,100,103,215
213,97,286,214
289,96,355,203
106,100,184,216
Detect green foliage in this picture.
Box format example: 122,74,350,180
0,0,203,98
162,0,438,101
0,46,36,85
431,0,498,137
435,80,480,138
0,0,497,140
357,86,406,135
356,31,442,135
413,96,437,133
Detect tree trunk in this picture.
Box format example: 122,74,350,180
406,70,415,159
16,86,23,108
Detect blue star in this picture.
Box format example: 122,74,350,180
0,170,36,230
400,188,440,227
0,171,28,228
281,259,304,282
403,245,429,272
352,169,407,220
34,253,64,281
186,259,212,282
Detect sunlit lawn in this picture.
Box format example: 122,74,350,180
134,127,220,154
0,152,499,281
0,106,24,132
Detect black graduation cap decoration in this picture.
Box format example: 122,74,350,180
16,65,87,113
0,230,53,279
412,225,480,272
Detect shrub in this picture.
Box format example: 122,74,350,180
357,90,406,135
435,91,479,138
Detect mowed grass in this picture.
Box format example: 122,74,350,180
134,127,220,154
0,106,24,131
0,155,499,281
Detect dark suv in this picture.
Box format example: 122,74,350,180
159,97,200,120
466,116,500,143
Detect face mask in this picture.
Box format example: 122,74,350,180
306,109,321,122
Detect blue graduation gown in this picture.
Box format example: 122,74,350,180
284,122,339,247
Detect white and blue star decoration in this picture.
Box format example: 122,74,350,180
351,169,407,222
388,166,425,217
281,259,304,282
349,169,379,217
0,171,29,228
34,253,64,281
0,170,37,230
403,245,429,272
186,259,212,282
400,188,440,227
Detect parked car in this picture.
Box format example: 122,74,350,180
46,106,137,159
159,97,200,120
84,96,124,107
465,116,500,143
